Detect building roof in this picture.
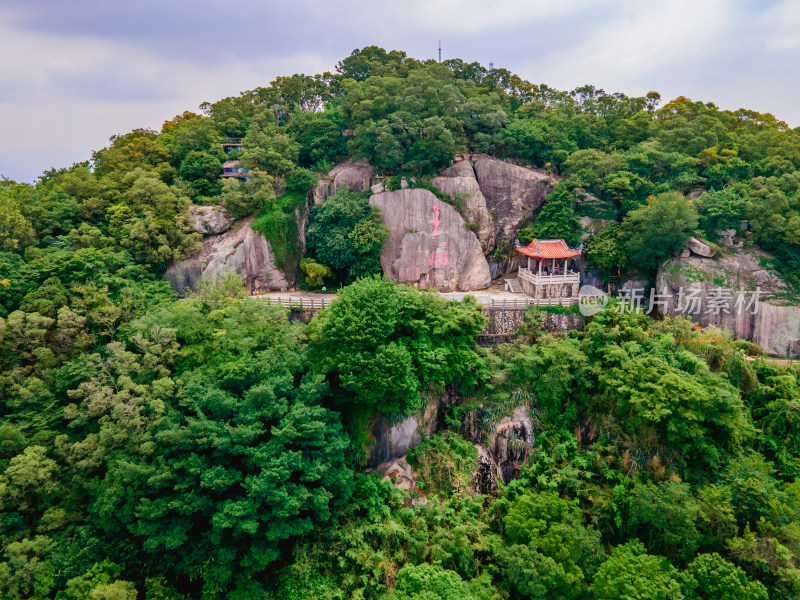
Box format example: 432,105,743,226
222,160,240,169
517,238,581,259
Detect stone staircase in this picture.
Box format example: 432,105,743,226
505,278,523,294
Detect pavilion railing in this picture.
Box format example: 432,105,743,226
518,268,580,286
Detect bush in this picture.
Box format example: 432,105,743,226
406,433,477,497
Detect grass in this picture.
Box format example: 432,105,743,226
251,190,307,273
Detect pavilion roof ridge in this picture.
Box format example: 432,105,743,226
517,237,581,260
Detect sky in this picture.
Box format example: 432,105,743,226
1,0,799,182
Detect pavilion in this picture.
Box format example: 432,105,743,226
516,238,581,302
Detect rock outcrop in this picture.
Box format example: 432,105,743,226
367,400,438,468
164,216,291,294
189,205,230,235
374,457,418,493
715,229,743,249
687,236,714,257
489,406,534,482
459,403,535,484
312,160,374,204
370,188,491,292
472,154,556,245
656,250,800,356
367,388,532,495
472,445,502,495
433,159,495,252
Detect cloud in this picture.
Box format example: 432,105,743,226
0,5,330,180
0,0,798,181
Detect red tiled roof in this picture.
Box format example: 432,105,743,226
517,238,581,259
222,160,240,168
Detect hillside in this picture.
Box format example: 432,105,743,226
0,47,799,600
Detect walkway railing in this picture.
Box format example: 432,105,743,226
485,297,579,309
254,293,577,311
256,295,335,309
518,268,580,286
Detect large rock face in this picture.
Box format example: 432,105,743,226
189,205,230,235
367,399,439,468
312,160,374,204
367,388,526,496
433,158,495,252
472,154,556,245
164,216,291,294
370,188,491,292
656,250,800,356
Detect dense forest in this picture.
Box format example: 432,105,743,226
1,46,799,599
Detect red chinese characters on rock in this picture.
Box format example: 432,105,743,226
428,202,448,266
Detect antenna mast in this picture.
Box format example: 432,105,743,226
438,41,442,62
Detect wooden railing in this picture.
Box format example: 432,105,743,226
518,268,580,286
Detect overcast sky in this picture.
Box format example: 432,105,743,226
1,0,798,182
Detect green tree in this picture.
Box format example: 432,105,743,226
177,150,222,198
288,107,348,169
619,191,699,272
591,541,684,600
299,258,331,288
64,295,353,595
306,186,387,282
383,564,495,600
584,222,627,276
222,170,276,219
0,194,36,253
682,553,768,600
309,277,485,415
504,491,605,585
628,481,701,562
521,183,581,246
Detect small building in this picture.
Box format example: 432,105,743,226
222,138,243,154
221,160,251,181
516,238,581,303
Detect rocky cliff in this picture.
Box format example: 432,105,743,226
164,215,291,294
165,156,595,295
471,154,556,246
656,249,800,356
370,188,491,292
367,386,534,496
432,158,495,252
